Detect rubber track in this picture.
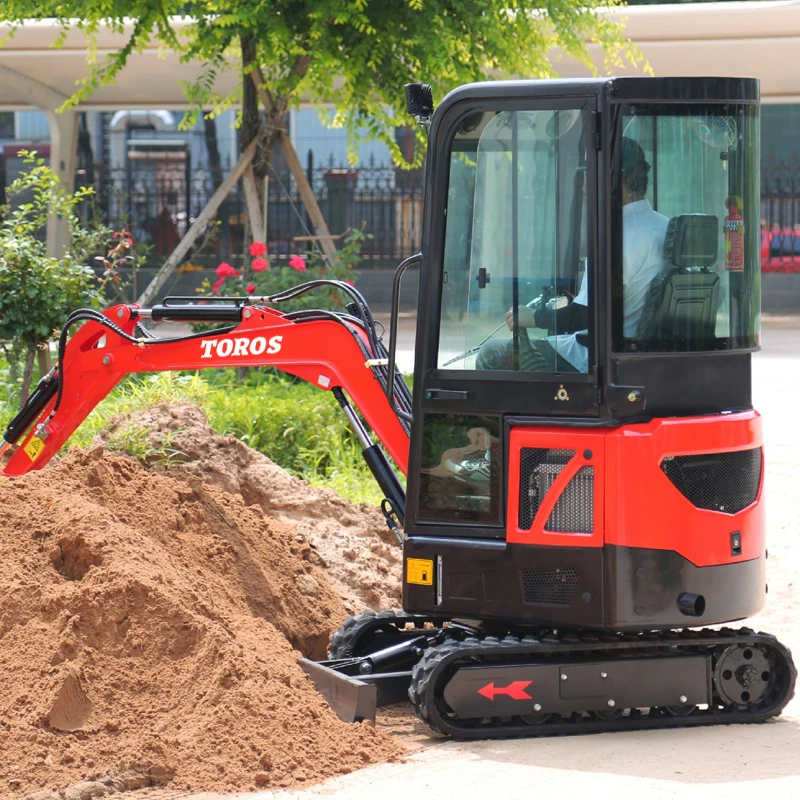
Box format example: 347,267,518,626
409,627,797,739
328,609,440,659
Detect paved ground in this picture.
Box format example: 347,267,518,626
139,317,800,800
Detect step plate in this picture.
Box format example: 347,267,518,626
443,656,710,718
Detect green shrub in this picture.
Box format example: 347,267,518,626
0,152,109,403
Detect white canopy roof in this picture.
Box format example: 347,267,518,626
0,3,799,112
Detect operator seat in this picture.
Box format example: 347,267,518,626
635,214,721,348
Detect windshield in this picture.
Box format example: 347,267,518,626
612,103,760,352
437,105,591,375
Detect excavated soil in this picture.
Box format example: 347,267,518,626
0,449,401,798
94,403,403,614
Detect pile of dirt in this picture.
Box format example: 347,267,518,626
95,403,403,613
0,449,400,798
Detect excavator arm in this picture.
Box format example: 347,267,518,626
1,288,412,524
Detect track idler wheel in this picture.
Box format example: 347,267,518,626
715,643,774,708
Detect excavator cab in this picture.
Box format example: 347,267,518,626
2,77,795,735
400,78,765,629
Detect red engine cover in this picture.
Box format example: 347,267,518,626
507,410,764,568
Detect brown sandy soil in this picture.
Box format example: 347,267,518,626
95,403,403,615
0,449,400,798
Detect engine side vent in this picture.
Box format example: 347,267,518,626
518,448,574,529
661,447,762,514
545,466,594,533
522,568,578,607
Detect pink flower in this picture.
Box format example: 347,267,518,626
250,241,267,257
251,257,269,272
215,262,239,278
289,255,307,271
246,283,256,294
212,277,226,294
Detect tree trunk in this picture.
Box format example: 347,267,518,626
38,345,52,377
240,33,270,269
203,115,228,258
204,117,224,192
20,344,36,405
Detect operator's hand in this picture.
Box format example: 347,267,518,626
505,306,538,331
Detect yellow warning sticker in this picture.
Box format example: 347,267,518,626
23,436,46,462
406,558,434,586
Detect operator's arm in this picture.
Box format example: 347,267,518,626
509,268,590,332
532,301,588,333
504,298,588,332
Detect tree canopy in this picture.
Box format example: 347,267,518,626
0,1,644,166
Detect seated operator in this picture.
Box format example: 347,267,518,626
475,137,669,372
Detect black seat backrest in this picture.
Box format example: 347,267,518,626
636,214,721,346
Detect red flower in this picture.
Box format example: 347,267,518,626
246,283,256,294
251,257,269,272
215,262,239,278
344,279,355,286
249,241,267,257
289,255,307,271
212,277,226,294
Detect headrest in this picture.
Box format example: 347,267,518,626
663,214,719,268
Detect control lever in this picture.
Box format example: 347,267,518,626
442,293,548,368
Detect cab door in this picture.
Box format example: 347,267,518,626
406,88,601,539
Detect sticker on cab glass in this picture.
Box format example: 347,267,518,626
406,558,433,586
23,436,46,462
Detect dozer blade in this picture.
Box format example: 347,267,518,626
299,635,427,722
297,658,378,723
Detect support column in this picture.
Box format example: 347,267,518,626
0,63,77,258
44,108,78,257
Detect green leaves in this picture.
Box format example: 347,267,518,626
0,153,109,350
1,1,644,167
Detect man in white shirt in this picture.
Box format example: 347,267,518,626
476,137,669,372
619,137,670,338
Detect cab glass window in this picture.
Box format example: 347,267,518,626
417,414,501,523
612,103,760,352
437,106,591,374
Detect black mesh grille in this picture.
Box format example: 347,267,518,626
522,568,578,607
518,448,574,529
661,448,762,514
545,467,594,533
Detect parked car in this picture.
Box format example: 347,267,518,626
762,229,800,272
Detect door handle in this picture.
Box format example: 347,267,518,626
425,389,472,401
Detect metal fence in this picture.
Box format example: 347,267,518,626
96,155,424,269
761,160,800,271
94,155,800,273
762,160,800,229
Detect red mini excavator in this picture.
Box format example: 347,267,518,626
3,77,796,738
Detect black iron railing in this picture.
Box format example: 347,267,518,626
94,156,424,268
761,160,800,272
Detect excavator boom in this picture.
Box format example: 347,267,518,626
1,294,411,508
